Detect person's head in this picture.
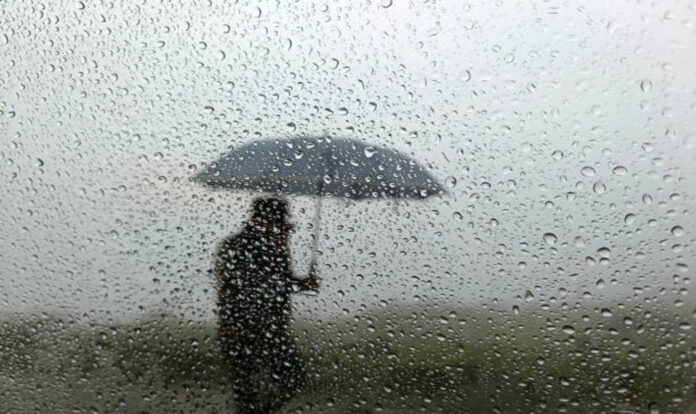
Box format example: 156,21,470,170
250,197,293,244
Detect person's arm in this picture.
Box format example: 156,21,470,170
294,275,319,291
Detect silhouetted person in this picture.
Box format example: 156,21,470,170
214,197,319,414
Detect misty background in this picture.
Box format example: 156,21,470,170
1,0,695,322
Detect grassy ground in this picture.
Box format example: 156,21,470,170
0,302,694,413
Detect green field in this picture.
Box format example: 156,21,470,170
1,302,694,413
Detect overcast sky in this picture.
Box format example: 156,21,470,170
1,0,695,321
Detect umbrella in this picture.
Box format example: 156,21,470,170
194,136,445,270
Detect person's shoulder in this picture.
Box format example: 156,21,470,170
217,226,253,252
216,232,239,253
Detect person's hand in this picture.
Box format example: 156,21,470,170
304,274,320,291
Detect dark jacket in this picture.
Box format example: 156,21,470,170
215,223,311,350
214,223,312,413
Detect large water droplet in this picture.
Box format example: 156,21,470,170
671,226,684,237
593,182,606,194
543,233,558,245
597,247,611,258
581,166,596,177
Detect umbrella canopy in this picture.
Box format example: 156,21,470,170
194,136,445,278
193,136,444,199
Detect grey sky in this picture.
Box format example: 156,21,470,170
1,0,695,320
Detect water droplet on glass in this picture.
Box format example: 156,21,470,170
597,247,611,258
612,166,627,176
364,146,377,158
593,182,606,194
671,226,684,237
543,233,557,245
551,150,564,160
445,176,457,188
640,79,653,92
463,69,472,82
581,166,596,177
624,214,636,225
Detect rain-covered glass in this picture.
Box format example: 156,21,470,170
1,1,695,413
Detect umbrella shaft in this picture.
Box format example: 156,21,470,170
310,195,323,267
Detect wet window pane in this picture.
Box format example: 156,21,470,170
2,1,695,413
